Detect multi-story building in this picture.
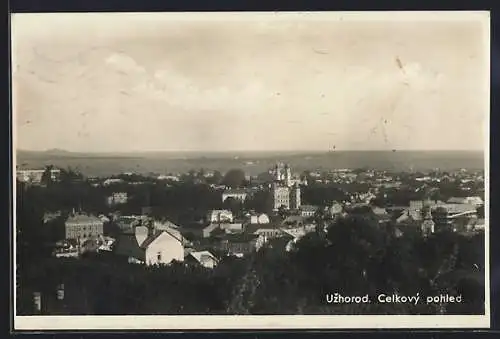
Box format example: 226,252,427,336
270,163,302,211
107,192,128,206
272,185,291,210
65,214,104,242
207,209,234,223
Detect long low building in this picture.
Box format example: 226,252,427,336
17,168,61,184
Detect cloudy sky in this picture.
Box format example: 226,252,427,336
12,12,489,152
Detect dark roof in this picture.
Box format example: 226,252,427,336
139,232,164,249
283,215,306,224
300,205,319,211
141,230,183,248
266,236,293,250
113,234,144,260
114,229,182,260
221,233,259,243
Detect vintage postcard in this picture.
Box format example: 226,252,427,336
11,11,490,330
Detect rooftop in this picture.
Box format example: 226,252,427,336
435,203,477,215
219,233,259,243
188,250,218,263
300,205,319,212
66,214,102,224
223,189,248,195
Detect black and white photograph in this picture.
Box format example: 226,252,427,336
12,11,490,330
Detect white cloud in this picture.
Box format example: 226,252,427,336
105,52,146,74
133,67,267,112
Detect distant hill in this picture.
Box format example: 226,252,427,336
44,148,72,155
14,149,485,177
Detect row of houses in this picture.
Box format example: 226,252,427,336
59,212,219,268
53,189,485,267
394,197,484,235
60,208,321,267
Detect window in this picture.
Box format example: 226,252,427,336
157,252,162,261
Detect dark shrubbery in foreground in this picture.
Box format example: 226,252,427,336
17,218,484,315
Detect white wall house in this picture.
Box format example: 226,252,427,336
207,209,234,223
300,205,319,218
220,223,244,234
114,227,184,266
249,213,270,224
142,231,184,265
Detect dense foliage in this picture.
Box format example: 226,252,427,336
17,210,484,315
16,168,485,315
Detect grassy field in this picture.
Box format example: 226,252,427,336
15,150,485,177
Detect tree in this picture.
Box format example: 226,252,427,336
476,205,485,219
41,165,55,187
210,171,223,185
223,197,244,216
221,169,246,189
244,190,272,213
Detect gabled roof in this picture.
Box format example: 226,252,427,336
140,230,182,249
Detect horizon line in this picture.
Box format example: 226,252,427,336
16,148,485,154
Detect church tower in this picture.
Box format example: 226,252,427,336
421,204,435,236
290,183,301,209
274,164,281,181
285,164,292,187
